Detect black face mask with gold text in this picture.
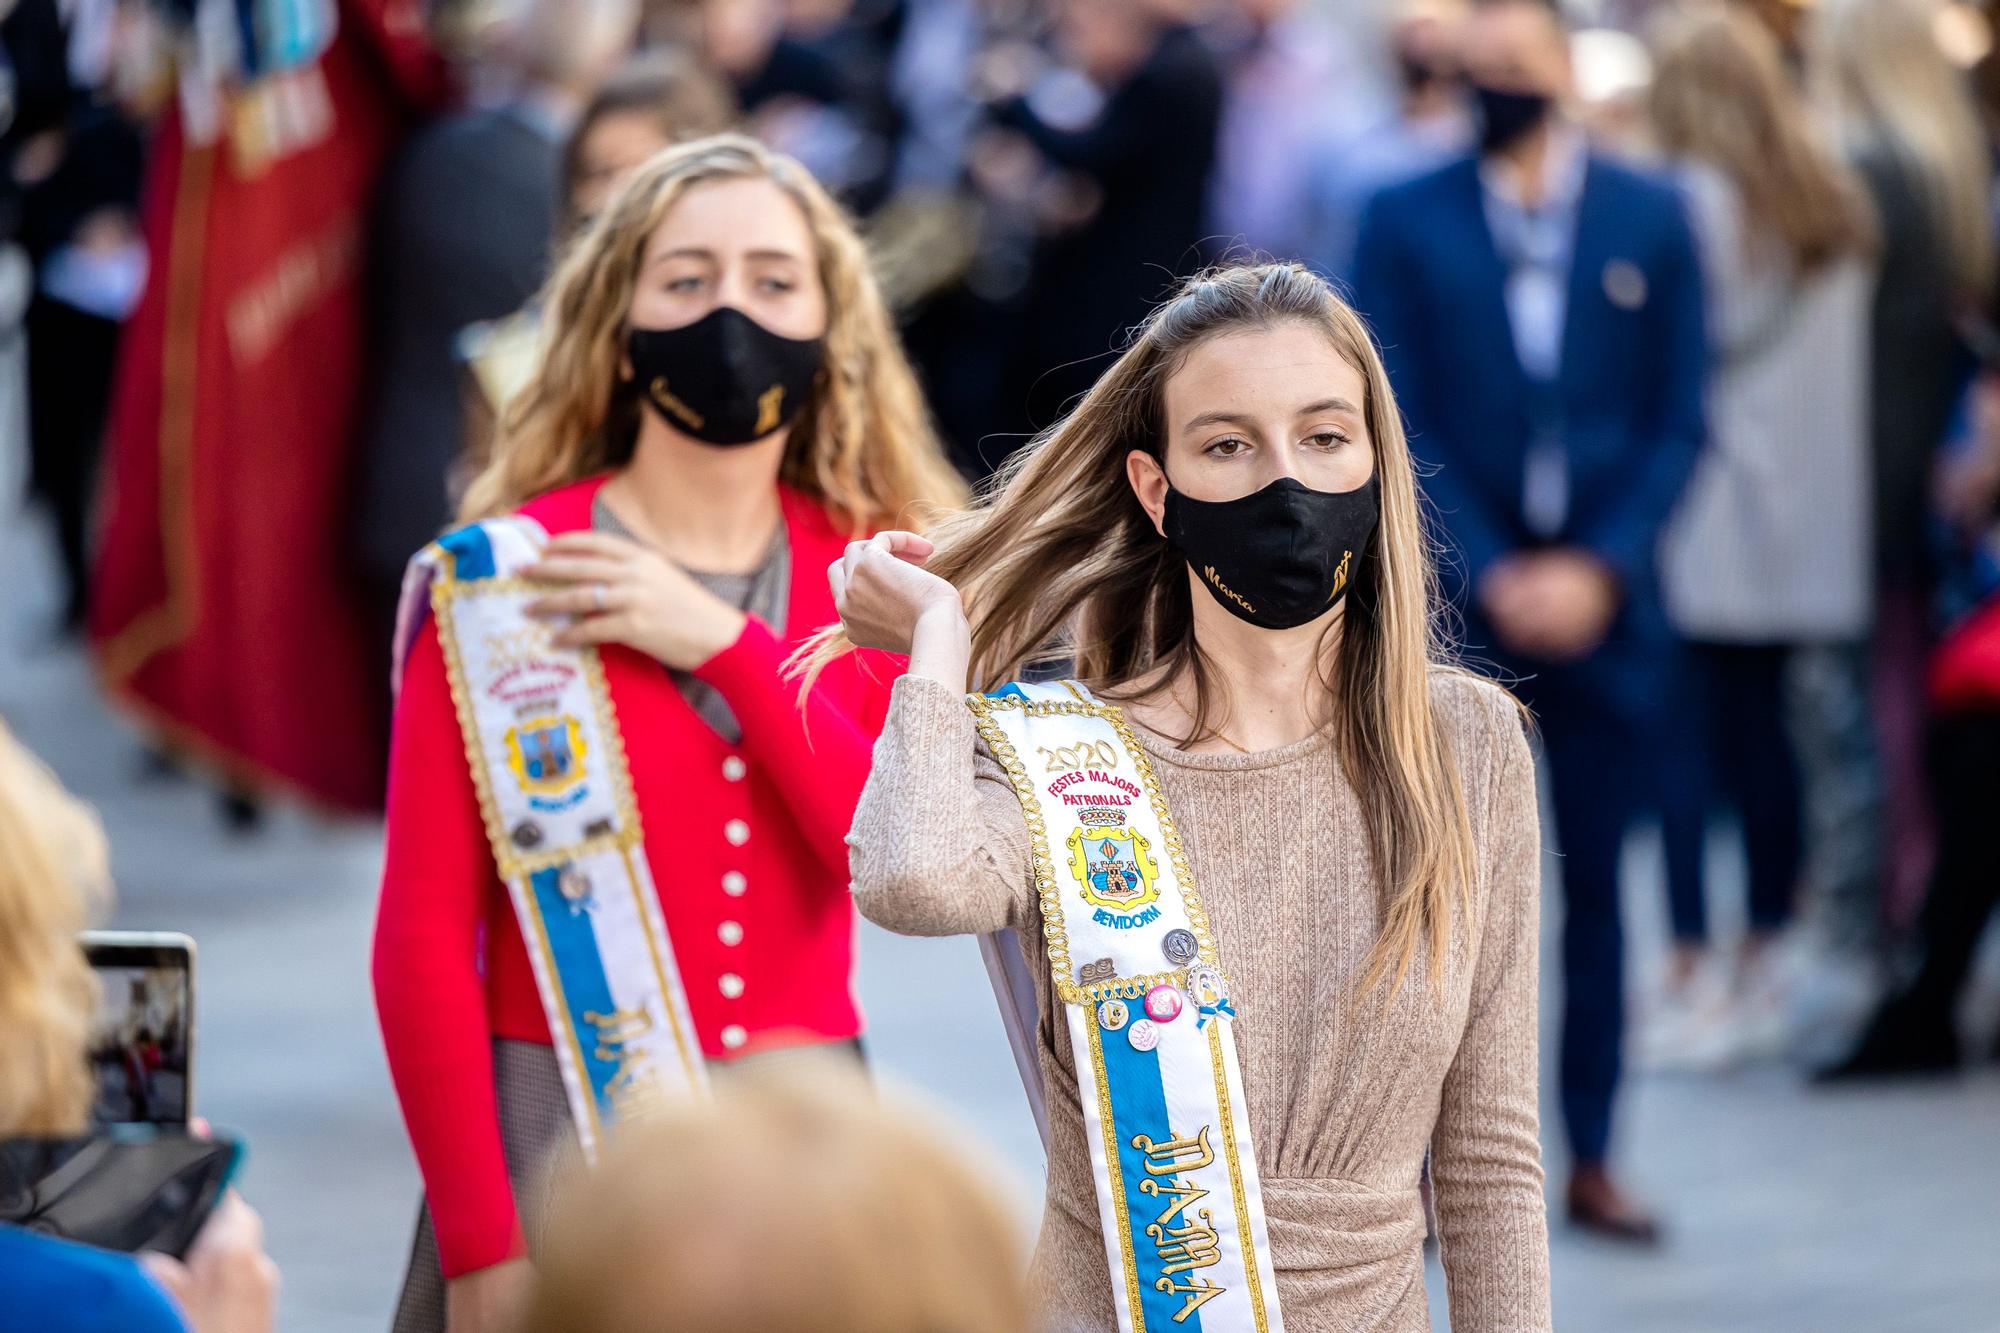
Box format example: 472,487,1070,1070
1162,473,1380,630
626,305,824,446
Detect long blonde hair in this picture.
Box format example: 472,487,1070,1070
519,1063,1030,1333
812,263,1481,992
1812,0,1995,297
1650,5,1876,272
0,721,108,1136
461,133,966,528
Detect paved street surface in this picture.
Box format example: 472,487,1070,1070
4,498,1996,1332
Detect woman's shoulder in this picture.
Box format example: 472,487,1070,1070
1427,667,1531,774
779,485,887,563
513,475,610,533
1428,671,1539,883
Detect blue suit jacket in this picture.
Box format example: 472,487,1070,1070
1351,153,1706,711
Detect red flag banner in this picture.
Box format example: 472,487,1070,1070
90,0,445,811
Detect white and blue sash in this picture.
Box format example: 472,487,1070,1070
394,517,707,1159
968,681,1284,1333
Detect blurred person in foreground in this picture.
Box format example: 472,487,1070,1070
516,1065,1030,1333
1352,0,1706,1242
830,262,1554,1330
355,0,643,658
373,134,964,1333
457,49,740,480
0,720,277,1333
1807,0,1996,943
1641,6,1878,1071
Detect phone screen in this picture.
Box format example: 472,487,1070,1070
81,933,195,1127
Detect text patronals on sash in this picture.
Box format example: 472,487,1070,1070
1049,769,1143,807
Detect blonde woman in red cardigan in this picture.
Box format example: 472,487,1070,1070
371,134,964,1333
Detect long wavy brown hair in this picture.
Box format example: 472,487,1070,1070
0,721,107,1135
809,263,1486,992
1649,5,1876,272
461,134,966,529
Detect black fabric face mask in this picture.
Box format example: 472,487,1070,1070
626,305,824,446
1471,82,1550,154
1161,473,1380,630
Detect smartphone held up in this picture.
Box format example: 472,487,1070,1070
82,931,195,1128
0,932,241,1259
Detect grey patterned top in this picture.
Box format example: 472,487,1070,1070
1658,162,1874,641
591,492,791,743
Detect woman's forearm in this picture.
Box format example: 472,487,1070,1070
905,603,972,692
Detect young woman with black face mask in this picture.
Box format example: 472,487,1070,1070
816,263,1554,1331
371,134,964,1333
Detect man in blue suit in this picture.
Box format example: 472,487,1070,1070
1352,0,1706,1243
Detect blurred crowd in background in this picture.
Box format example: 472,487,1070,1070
3,0,2000,1319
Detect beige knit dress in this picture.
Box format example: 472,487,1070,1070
848,671,1553,1333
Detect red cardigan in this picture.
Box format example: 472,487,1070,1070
371,476,899,1278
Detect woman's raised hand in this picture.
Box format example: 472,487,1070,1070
828,533,970,687
524,532,748,671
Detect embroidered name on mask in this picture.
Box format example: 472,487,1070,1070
1201,565,1256,616
648,377,705,430
1327,549,1353,603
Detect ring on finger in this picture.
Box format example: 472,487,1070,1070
591,583,607,612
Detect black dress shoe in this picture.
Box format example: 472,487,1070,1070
219,789,265,834
1812,999,1960,1082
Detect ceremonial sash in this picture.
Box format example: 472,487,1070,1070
394,517,707,1158
968,681,1284,1333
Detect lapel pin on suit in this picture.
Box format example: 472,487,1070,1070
1603,258,1648,310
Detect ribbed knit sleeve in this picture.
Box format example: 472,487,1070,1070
846,676,1033,937
1430,688,1555,1331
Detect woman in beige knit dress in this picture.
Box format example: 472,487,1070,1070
823,263,1553,1331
